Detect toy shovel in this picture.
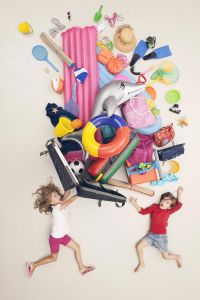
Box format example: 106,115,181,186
94,5,103,22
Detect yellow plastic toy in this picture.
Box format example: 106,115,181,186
178,116,188,127
170,160,180,174
18,21,33,34
147,99,155,109
96,41,107,50
54,117,82,138
162,160,180,174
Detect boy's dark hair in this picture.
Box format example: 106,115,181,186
33,180,62,214
159,192,177,208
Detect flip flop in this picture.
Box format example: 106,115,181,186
81,266,95,276
26,262,33,278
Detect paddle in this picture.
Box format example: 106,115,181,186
32,45,59,72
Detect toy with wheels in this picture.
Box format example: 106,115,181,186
82,114,130,158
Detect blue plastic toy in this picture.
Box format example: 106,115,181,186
126,150,163,178
143,45,172,60
151,174,179,186
130,40,149,66
32,45,59,72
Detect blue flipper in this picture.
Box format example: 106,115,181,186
130,40,149,66
143,45,172,60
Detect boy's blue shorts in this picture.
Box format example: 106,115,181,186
144,233,168,253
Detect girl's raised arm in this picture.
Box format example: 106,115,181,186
129,196,141,212
177,186,184,203
60,195,78,209
63,190,70,200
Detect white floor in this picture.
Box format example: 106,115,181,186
0,0,200,299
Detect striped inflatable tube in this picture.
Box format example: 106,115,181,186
82,114,130,158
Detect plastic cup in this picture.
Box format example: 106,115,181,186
54,117,74,138
18,21,33,33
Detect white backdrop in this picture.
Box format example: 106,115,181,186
0,0,200,299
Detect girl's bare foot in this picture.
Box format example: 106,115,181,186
80,265,88,273
26,262,34,278
134,263,145,273
80,265,95,275
176,255,182,268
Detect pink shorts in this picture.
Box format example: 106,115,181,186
49,235,72,254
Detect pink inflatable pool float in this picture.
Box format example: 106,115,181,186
62,26,99,125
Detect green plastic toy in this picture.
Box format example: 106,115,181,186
165,89,181,104
94,5,103,22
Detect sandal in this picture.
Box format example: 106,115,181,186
81,266,95,276
26,262,33,278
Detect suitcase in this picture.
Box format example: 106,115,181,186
41,139,126,207
77,178,126,207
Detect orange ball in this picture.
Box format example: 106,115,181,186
71,119,82,129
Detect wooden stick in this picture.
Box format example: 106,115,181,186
40,33,75,68
107,179,154,197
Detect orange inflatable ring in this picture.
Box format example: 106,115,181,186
82,114,130,158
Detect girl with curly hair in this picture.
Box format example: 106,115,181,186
26,181,95,277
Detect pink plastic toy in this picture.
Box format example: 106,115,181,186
117,54,129,68
104,12,123,27
62,26,99,125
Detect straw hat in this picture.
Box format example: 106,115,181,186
113,24,136,53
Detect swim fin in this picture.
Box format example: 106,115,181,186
129,40,149,66
143,45,172,60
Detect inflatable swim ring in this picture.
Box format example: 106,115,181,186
82,114,130,158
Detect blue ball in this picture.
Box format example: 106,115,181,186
74,68,88,83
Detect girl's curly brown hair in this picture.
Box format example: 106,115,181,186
33,180,62,214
